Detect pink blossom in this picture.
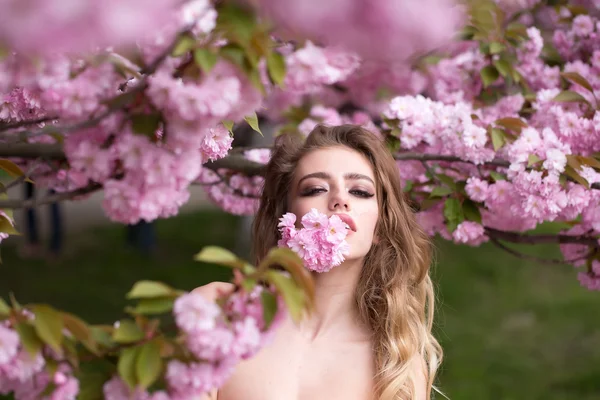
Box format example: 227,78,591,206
258,0,462,61
200,124,233,162
279,209,350,272
465,178,489,202
174,292,221,333
0,0,179,55
0,326,19,365
452,221,488,246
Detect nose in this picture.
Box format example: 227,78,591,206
328,189,351,211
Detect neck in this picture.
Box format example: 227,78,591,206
299,257,366,340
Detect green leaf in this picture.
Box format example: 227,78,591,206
194,48,218,74
194,246,244,268
463,200,482,224
127,281,177,299
0,297,10,317
564,165,590,189
0,159,25,178
489,42,505,54
222,120,234,134
566,154,582,171
62,312,99,355
258,248,313,310
489,171,506,181
241,278,257,292
528,154,541,167
136,340,162,389
265,271,305,323
260,291,278,329
561,72,595,94
490,127,506,151
118,346,140,390
15,322,43,357
244,112,262,136
112,320,144,344
552,90,590,105
443,198,464,233
436,174,457,190
32,305,64,355
403,180,414,193
131,113,161,137
90,326,115,348
172,34,197,57
0,215,19,235
493,58,512,77
430,186,453,198
128,297,175,315
480,65,499,87
220,45,247,69
77,362,113,400
577,155,600,170
266,51,286,86
216,3,256,45
495,117,527,133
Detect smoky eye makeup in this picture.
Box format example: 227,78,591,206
350,188,375,198
299,186,326,197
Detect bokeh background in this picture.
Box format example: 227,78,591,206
1,129,599,400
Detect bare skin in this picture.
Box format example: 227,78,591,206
196,147,426,400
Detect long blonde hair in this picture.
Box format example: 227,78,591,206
252,124,442,399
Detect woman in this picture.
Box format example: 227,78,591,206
197,124,442,399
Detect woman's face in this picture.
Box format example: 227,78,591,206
289,146,379,261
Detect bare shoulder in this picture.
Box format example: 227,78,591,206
191,281,235,301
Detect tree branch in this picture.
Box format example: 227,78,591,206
488,237,590,265
0,116,59,133
0,183,101,209
0,143,64,159
394,152,511,167
204,154,266,176
485,227,599,247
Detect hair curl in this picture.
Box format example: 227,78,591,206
252,124,442,399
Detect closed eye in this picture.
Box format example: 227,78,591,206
350,189,374,198
300,187,326,197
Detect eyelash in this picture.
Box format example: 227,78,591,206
300,188,374,198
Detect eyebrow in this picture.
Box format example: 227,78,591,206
297,171,375,186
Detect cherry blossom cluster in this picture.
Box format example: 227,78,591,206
383,95,495,165
298,105,381,137
0,0,267,225
0,0,180,55
101,286,286,399
0,323,79,400
256,0,462,61
278,209,350,273
198,149,271,216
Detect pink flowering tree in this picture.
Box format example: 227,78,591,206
4,0,600,397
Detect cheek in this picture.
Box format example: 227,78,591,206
357,206,379,235
289,197,328,220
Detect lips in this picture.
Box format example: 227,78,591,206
333,213,357,232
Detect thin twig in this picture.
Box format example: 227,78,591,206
0,183,101,209
0,116,59,133
488,237,590,265
197,169,260,199
485,227,599,247
396,152,511,168
0,161,43,195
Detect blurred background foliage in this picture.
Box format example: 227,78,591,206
0,207,598,399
